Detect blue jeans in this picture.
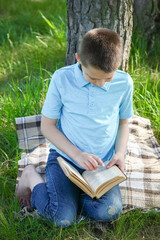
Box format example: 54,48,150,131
31,150,122,227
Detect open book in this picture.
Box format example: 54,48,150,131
57,157,126,199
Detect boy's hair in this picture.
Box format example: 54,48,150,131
78,28,123,72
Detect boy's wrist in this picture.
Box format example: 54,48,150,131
70,148,82,162
115,151,125,159
115,148,126,155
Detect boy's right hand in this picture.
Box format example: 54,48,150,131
74,152,105,171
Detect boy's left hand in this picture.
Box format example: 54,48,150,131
106,152,125,172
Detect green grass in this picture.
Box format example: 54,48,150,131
0,1,160,239
130,34,160,141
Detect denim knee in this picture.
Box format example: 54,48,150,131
92,199,122,221
82,197,122,222
48,206,77,228
80,185,123,222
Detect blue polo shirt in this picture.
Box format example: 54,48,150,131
42,63,134,168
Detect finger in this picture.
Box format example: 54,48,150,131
88,157,98,169
118,163,125,172
92,155,105,167
106,158,116,169
84,160,95,171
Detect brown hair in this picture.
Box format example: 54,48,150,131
78,28,123,72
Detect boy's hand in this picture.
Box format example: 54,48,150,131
106,152,125,172
75,152,105,171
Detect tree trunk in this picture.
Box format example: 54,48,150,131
134,0,160,35
133,0,160,49
66,0,134,71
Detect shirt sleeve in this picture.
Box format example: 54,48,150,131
119,74,134,119
41,71,63,119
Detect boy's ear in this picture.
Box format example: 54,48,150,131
75,53,81,64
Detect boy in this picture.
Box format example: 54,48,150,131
16,28,134,227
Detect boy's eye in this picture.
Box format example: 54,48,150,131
90,77,99,80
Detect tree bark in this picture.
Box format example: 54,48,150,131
133,0,160,49
66,0,134,71
134,0,160,36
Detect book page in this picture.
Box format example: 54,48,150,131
69,175,94,198
82,165,125,193
57,157,89,187
96,177,125,198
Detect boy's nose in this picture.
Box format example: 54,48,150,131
97,80,106,87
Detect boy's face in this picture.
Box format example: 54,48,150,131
81,64,115,87
75,53,115,87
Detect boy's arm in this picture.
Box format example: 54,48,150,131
41,115,104,171
106,119,129,172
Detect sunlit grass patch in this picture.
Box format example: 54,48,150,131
130,48,160,141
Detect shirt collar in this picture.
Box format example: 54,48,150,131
75,63,89,87
101,82,111,91
74,62,111,91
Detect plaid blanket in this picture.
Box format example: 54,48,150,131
15,115,160,209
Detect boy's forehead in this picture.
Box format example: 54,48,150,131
83,64,115,78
